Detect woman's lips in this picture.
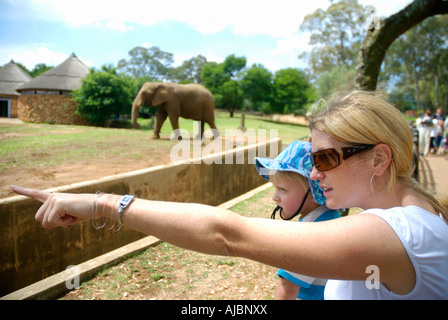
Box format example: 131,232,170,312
322,187,333,197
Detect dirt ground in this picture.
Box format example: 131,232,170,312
0,119,188,198
1,119,280,300
60,185,279,300
0,120,268,199
1,153,173,199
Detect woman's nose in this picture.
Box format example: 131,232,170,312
310,166,324,181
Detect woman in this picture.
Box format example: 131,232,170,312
306,91,448,298
13,91,448,299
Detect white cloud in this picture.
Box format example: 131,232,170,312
358,0,413,18
28,0,330,38
0,45,91,70
8,0,413,72
103,21,134,32
271,32,312,57
24,0,413,37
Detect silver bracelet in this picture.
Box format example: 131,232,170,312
117,195,135,226
91,192,106,230
106,194,122,232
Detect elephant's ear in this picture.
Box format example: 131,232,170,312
152,84,175,106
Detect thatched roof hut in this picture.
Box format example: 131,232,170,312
0,60,32,117
0,60,32,95
17,53,89,94
17,53,90,125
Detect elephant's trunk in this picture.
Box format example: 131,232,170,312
131,100,141,129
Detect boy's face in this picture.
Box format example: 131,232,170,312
271,176,310,219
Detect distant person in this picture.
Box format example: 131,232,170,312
431,108,445,154
435,119,445,155
254,140,340,300
416,109,435,156
434,107,445,121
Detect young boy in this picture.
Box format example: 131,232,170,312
254,140,340,300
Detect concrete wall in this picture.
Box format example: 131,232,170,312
0,138,281,296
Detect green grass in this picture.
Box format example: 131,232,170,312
0,124,167,170
1,112,310,171
138,111,310,143
60,186,278,300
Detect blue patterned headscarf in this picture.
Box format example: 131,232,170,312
254,140,326,206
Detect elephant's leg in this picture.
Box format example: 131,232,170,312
153,111,167,139
168,114,182,140
207,120,220,139
194,121,205,140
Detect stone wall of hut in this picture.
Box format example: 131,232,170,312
18,93,90,125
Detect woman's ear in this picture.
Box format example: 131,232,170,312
372,144,392,176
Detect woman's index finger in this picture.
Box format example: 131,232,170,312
11,186,50,203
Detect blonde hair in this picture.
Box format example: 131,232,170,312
306,91,448,220
270,170,309,191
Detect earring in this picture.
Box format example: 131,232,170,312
370,173,387,194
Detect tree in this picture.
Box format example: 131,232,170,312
299,0,367,80
423,16,448,110
201,62,230,92
241,64,274,111
355,0,448,90
117,46,174,81
386,23,429,111
73,65,134,126
30,63,53,78
272,68,312,114
169,55,207,84
201,54,247,90
15,62,53,78
383,15,448,111
314,65,356,97
222,54,247,79
200,54,247,116
221,80,245,117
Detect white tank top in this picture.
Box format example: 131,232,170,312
324,206,448,300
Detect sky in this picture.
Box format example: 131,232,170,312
0,0,413,73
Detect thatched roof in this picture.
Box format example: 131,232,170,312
17,53,89,92
0,60,32,96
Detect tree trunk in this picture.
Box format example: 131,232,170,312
434,71,439,109
444,81,448,113
355,0,448,91
415,71,421,112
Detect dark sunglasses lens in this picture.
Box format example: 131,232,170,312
313,149,340,171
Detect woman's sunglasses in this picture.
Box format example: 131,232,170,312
311,144,375,172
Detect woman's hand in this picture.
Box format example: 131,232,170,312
12,186,96,229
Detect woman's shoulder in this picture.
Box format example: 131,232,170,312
360,206,448,247
362,206,446,224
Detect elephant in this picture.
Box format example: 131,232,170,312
131,82,219,140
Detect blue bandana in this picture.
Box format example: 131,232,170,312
254,140,326,206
